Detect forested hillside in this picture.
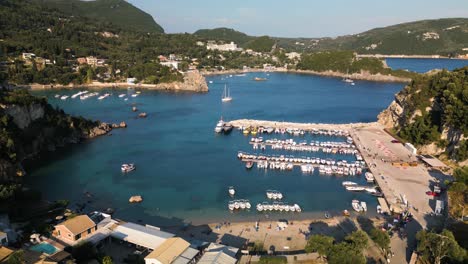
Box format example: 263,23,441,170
34,0,164,33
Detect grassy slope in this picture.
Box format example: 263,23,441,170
35,0,164,33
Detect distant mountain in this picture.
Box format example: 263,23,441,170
35,0,164,33
194,28,253,45
304,18,468,55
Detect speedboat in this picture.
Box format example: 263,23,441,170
342,181,357,186
121,163,135,173
352,200,363,212
360,201,367,212
228,186,235,196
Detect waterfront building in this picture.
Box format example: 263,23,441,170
198,243,239,264
144,237,198,264
53,215,97,245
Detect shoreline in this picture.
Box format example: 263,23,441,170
202,68,412,83
227,119,380,130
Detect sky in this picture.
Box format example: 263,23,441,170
127,0,468,38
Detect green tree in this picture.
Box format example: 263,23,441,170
86,68,94,83
72,242,97,262
416,229,466,264
327,242,366,264
370,228,390,254
102,256,113,264
8,250,24,264
305,234,334,259
345,230,369,252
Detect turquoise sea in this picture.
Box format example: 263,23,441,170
386,58,467,73
27,57,461,227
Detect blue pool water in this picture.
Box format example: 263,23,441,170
26,72,404,226
386,58,467,73
30,242,58,255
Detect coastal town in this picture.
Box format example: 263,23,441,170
0,1,467,264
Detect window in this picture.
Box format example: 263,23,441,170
58,230,61,236
87,229,91,234
75,233,81,240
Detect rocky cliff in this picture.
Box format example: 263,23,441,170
378,67,467,161
152,71,209,92
0,89,125,184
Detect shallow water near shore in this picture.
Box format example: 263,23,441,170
27,72,402,226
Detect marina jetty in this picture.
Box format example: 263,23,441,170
227,119,378,131
226,119,440,229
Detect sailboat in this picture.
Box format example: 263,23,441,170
221,84,232,102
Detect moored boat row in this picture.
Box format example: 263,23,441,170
228,199,251,211
256,202,302,213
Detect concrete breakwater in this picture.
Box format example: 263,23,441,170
227,119,379,131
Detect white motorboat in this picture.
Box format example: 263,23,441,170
228,201,235,211
98,93,110,100
352,200,363,212
360,201,367,212
289,205,296,212
377,205,382,214
131,94,139,97
284,205,290,212
245,200,251,209
60,95,69,100
277,192,283,200
342,181,358,186
121,163,135,173
268,204,274,211
256,203,263,212
240,200,246,209
54,94,60,98
294,204,302,213
266,190,274,199
221,84,232,102
234,201,240,210
228,186,235,196
119,94,126,98
273,202,279,210
346,186,365,192
365,187,378,194
365,172,375,182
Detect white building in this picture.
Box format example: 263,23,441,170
206,41,240,52
22,53,36,60
286,52,301,60
197,243,239,264
160,61,179,70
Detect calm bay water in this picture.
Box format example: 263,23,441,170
27,72,403,226
386,58,467,73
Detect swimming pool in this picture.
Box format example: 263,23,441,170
30,242,58,255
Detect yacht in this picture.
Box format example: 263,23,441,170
121,163,135,173
214,118,224,133
228,186,235,196
221,84,232,102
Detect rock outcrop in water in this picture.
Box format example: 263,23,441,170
152,71,209,92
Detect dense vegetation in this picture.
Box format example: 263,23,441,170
33,0,164,33
395,67,468,160
0,0,192,85
194,28,253,46
281,18,468,55
0,88,97,199
416,229,466,264
447,166,468,219
297,50,417,78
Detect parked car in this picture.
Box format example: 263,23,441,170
391,139,401,143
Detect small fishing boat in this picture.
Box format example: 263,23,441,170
342,181,358,186
228,186,235,196
221,84,232,102
245,161,254,169
360,201,367,212
121,163,136,173
352,200,363,212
